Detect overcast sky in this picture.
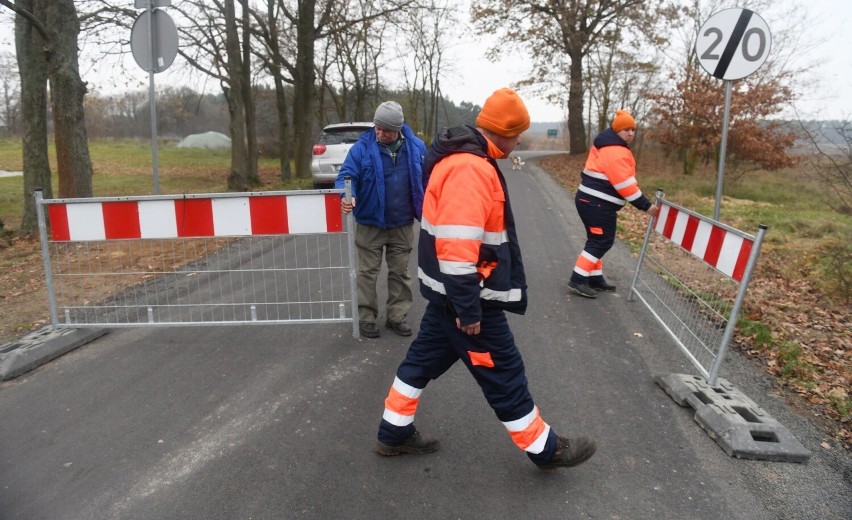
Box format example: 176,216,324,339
440,0,852,122
0,1,850,123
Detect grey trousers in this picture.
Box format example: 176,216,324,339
355,222,414,324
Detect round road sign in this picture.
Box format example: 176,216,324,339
696,8,771,81
130,9,179,74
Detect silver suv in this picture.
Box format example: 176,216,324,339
310,122,374,188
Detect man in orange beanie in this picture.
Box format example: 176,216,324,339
567,109,660,298
374,88,597,471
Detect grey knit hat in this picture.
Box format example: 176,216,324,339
373,101,404,132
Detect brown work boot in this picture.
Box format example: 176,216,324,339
374,430,440,456
386,320,412,336
537,436,597,470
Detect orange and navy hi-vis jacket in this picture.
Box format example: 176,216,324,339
578,128,652,211
418,126,527,327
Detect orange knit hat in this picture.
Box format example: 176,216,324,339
611,110,636,132
476,88,531,137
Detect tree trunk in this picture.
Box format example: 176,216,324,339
224,0,250,190
567,49,587,155
224,85,249,190
47,0,93,199
292,0,316,180
15,0,51,234
240,0,259,186
264,0,292,182
274,75,292,181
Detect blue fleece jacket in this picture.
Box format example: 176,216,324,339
334,124,427,229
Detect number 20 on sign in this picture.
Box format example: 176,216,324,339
697,8,771,81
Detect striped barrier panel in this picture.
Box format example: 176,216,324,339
35,189,359,337
47,193,343,241
653,202,753,282
628,190,767,385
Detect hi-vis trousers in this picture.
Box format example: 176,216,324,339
377,302,558,465
571,192,619,284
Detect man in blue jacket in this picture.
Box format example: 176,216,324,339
336,101,427,339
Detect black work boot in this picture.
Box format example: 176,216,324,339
536,436,597,470
589,279,617,292
567,281,597,298
359,322,380,338
374,430,440,456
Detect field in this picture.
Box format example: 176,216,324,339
0,137,848,447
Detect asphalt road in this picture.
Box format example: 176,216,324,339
1,153,849,519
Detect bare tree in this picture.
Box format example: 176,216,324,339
8,0,50,234
583,29,663,141
0,52,20,135
2,0,94,234
317,0,389,124
224,0,258,190
285,0,416,179
47,0,95,198
646,0,811,177
797,118,852,214
173,0,259,191
397,0,456,139
471,0,670,155
252,0,297,181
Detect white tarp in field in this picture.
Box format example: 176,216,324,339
177,131,231,149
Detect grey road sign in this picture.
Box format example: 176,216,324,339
130,9,178,73
696,8,771,81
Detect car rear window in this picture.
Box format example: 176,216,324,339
320,127,372,145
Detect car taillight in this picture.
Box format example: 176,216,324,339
312,144,327,155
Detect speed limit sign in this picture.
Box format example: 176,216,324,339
696,8,771,80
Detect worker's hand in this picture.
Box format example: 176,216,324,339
648,205,660,218
341,197,356,214
456,318,481,335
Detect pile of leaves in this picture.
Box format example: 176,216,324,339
540,155,851,449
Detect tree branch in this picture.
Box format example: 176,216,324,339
0,0,50,42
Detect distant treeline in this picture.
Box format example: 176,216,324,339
77,85,482,152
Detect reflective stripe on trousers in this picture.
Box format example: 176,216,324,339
572,192,618,284
377,302,558,464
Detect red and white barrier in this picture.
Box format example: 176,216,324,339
654,203,753,282
47,193,343,242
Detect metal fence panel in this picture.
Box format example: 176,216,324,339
35,189,359,337
629,191,767,384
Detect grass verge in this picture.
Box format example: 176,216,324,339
541,148,850,449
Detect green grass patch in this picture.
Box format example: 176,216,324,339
776,341,817,381
737,316,773,350
0,137,310,230
639,151,852,263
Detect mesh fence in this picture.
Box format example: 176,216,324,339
629,195,765,383
35,189,358,334
631,234,740,376
47,233,354,327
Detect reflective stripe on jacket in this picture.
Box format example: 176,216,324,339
578,128,651,211
417,125,527,326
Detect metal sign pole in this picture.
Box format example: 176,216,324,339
132,1,177,195
146,0,161,195
344,177,360,339
696,8,771,221
713,80,732,221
